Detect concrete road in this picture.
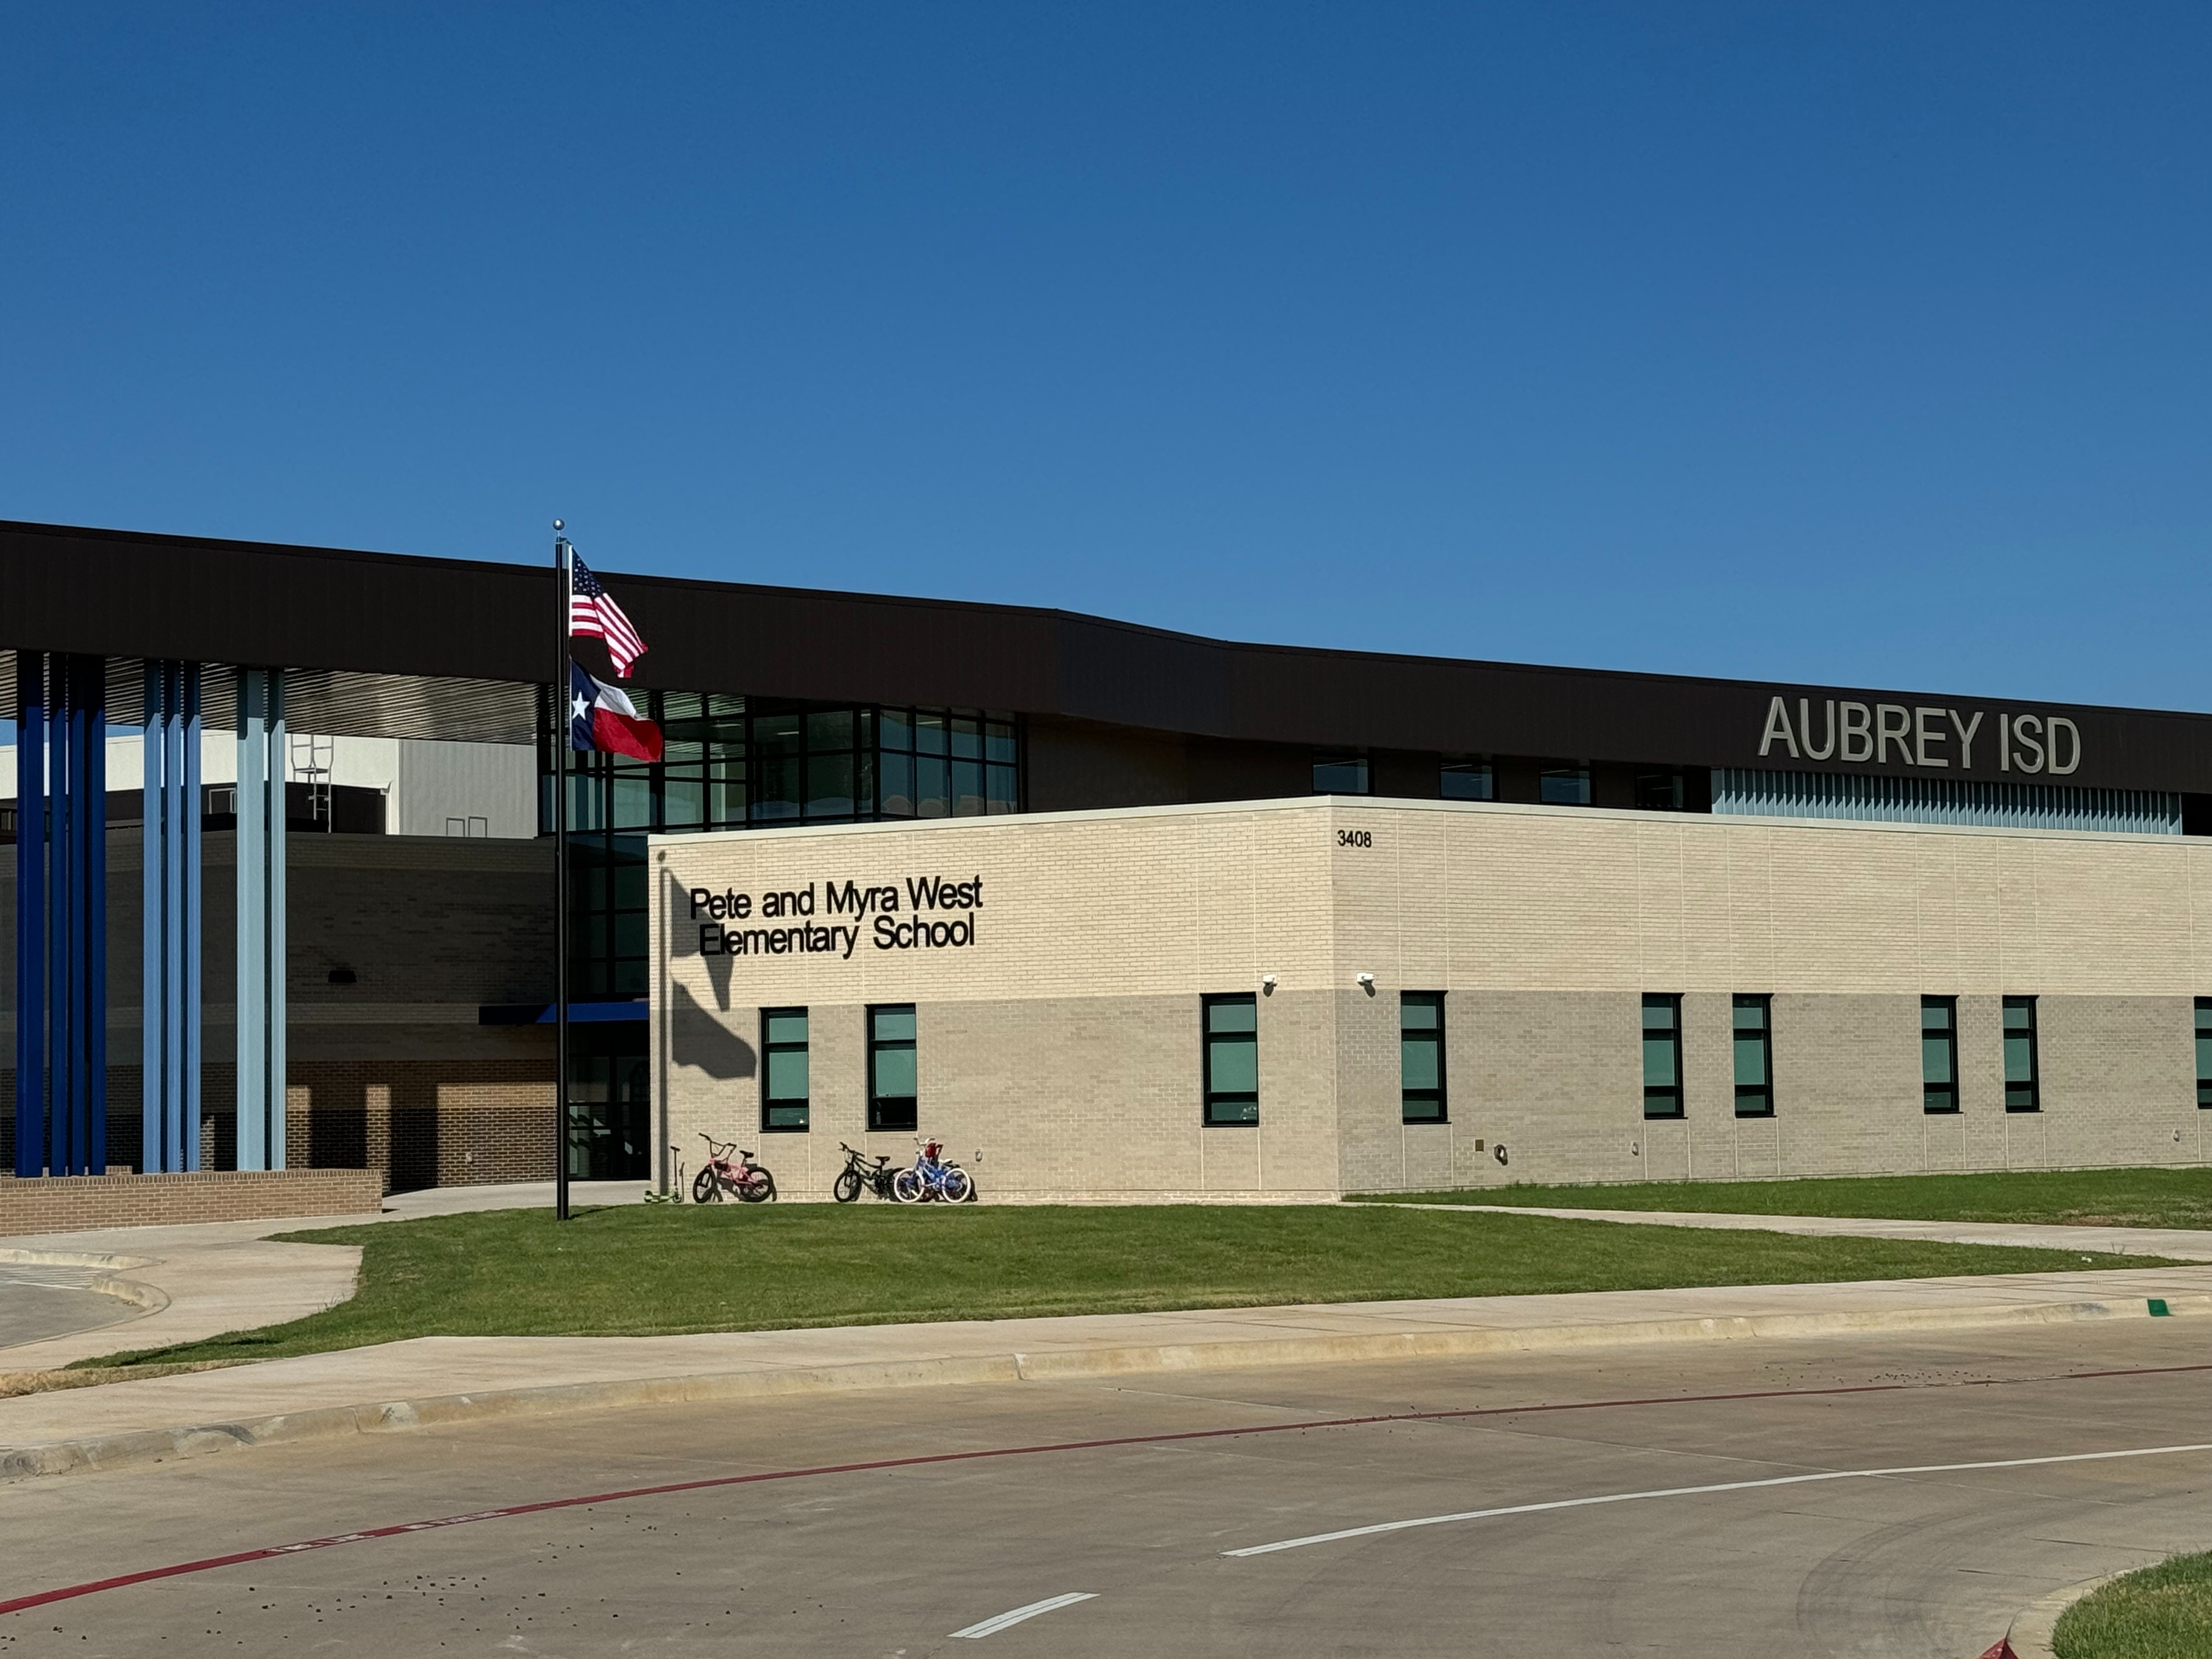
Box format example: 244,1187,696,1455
0,1266,139,1351
4,1321,2211,1656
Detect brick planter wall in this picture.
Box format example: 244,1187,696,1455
0,1169,385,1237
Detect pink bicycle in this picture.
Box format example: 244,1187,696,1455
692,1133,777,1203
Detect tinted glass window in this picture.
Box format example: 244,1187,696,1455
761,1008,809,1132
1541,765,1592,806
1313,755,1369,794
1922,997,1958,1113
2003,996,2039,1112
1401,992,1446,1123
1641,994,1683,1118
1204,994,1260,1125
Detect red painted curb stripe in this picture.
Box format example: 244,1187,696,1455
5,1358,2209,1617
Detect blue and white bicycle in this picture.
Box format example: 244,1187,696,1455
891,1138,978,1204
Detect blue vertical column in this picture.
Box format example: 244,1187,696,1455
235,668,286,1170
141,663,203,1173
46,656,105,1176
47,657,72,1170
82,659,106,1175
13,653,46,1177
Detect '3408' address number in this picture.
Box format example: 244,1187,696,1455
1336,829,1373,848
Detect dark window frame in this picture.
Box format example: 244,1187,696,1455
867,1003,919,1133
1203,993,1261,1127
1731,993,1773,1118
2003,995,2040,1113
1312,753,1371,795
1641,992,1684,1119
1634,769,1688,811
2198,997,2212,1110
1401,991,1447,1124
1922,995,1959,1114
760,1006,810,1133
1440,758,1493,801
1540,761,1593,806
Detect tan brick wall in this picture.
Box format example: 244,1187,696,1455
0,1167,382,1236
665,992,1342,1201
649,798,2212,1198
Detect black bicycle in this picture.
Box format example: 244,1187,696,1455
832,1142,898,1203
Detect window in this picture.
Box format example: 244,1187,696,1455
1922,996,1959,1114
1641,994,1683,1118
1312,754,1369,794
1635,770,1686,810
564,1024,650,1180
1203,994,1260,1125
1440,759,1493,800
2198,998,2212,1109
867,1004,918,1132
567,834,648,997
1540,763,1592,806
2003,996,2040,1112
761,1008,809,1132
1731,995,1773,1116
878,708,1019,819
548,693,1021,835
1401,992,1447,1122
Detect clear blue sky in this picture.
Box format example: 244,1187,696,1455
4,3,2207,709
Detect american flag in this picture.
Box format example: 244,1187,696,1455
568,552,648,677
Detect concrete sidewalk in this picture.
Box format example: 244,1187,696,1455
0,1180,651,1369
5,1184,2212,1486
1413,1203,2212,1261
4,1257,2208,1483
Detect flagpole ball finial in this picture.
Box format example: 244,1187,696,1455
552,519,564,532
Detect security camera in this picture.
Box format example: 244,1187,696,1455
1355,972,1375,986
1260,974,1278,994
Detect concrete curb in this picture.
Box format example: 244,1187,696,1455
2001,1570,2126,1658
4,1283,2205,1486
0,1248,171,1318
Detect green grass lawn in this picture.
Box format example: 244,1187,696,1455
2055,1550,2212,1659
82,1202,2168,1369
1351,1166,2212,1228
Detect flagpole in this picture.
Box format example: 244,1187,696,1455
552,521,572,1223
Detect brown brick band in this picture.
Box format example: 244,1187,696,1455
0,1169,383,1237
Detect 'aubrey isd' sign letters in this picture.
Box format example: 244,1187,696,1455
1758,697,2081,776
686,875,984,961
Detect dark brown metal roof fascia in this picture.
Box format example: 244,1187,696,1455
10,519,2212,793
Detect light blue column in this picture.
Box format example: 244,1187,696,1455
234,668,287,1171
141,663,203,1173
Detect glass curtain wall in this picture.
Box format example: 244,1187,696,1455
547,693,1024,1001
543,692,1020,1180
549,695,1022,839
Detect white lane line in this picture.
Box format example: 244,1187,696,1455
1224,1440,2212,1558
948,1592,1099,1638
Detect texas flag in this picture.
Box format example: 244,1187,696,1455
569,661,663,761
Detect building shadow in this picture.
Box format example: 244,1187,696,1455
672,979,755,1080
390,1077,441,1192
309,1076,370,1169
